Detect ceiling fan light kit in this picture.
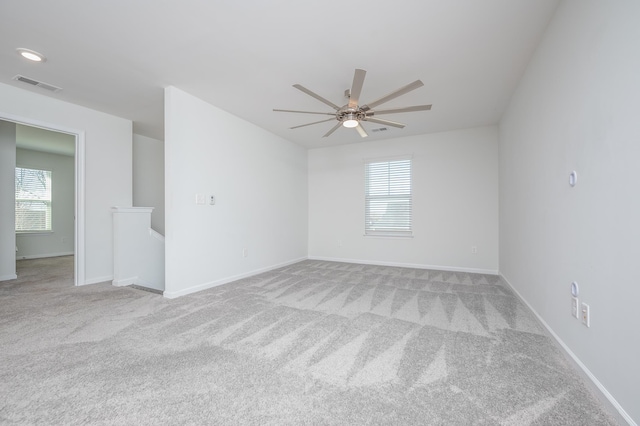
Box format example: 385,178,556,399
343,119,358,128
342,112,362,128
274,69,432,138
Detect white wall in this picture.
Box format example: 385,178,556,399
16,148,75,259
308,126,499,273
164,86,308,297
0,120,16,280
0,83,132,285
499,1,640,423
133,133,165,235
112,207,164,291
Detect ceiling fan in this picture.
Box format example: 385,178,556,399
274,69,432,138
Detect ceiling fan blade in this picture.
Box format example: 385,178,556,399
361,80,424,111
364,117,406,128
355,123,368,138
368,104,432,115
348,69,366,108
322,122,342,137
290,118,335,129
293,84,341,111
274,109,335,116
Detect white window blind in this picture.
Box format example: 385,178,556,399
15,167,52,232
365,158,412,236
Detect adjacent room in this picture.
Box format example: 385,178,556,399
0,1,638,424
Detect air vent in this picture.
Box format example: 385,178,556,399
371,127,388,133
13,75,62,92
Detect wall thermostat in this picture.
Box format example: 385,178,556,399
571,281,579,297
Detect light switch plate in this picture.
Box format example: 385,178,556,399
581,302,590,327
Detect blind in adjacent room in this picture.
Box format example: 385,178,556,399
15,167,52,232
364,158,412,236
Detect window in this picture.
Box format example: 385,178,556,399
15,167,52,232
365,158,412,236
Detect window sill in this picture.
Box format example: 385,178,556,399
363,233,413,239
16,231,54,236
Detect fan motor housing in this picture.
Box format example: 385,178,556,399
337,109,366,124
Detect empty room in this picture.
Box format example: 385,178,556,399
0,0,638,424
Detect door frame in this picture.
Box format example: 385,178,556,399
1,111,85,286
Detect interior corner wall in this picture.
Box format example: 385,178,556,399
308,126,499,273
16,148,75,259
498,1,640,423
0,82,133,285
164,86,308,297
133,133,165,235
0,120,17,280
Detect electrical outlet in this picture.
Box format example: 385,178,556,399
571,297,579,319
581,302,590,327
471,246,478,254
242,248,248,258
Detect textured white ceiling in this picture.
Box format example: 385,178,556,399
0,0,559,148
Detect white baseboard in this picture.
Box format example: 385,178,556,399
16,252,74,260
112,277,137,287
500,274,635,426
113,276,164,292
0,273,17,281
163,257,307,299
307,256,499,275
82,275,113,286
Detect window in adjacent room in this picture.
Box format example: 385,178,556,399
15,167,52,232
364,157,412,236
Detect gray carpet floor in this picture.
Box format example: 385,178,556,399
0,256,619,425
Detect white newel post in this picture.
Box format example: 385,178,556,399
111,207,165,292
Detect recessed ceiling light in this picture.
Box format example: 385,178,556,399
16,48,47,62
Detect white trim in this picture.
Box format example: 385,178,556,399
500,274,636,426
0,274,17,281
163,257,307,299
16,231,55,236
83,275,113,286
16,252,73,260
112,276,137,287
308,256,499,275
112,276,161,292
0,111,85,287
362,153,413,163
362,234,413,239
134,276,161,291
111,206,154,214
75,130,85,286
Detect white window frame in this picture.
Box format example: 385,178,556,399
364,156,413,237
15,166,53,233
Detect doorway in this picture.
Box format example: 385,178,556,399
0,114,85,286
